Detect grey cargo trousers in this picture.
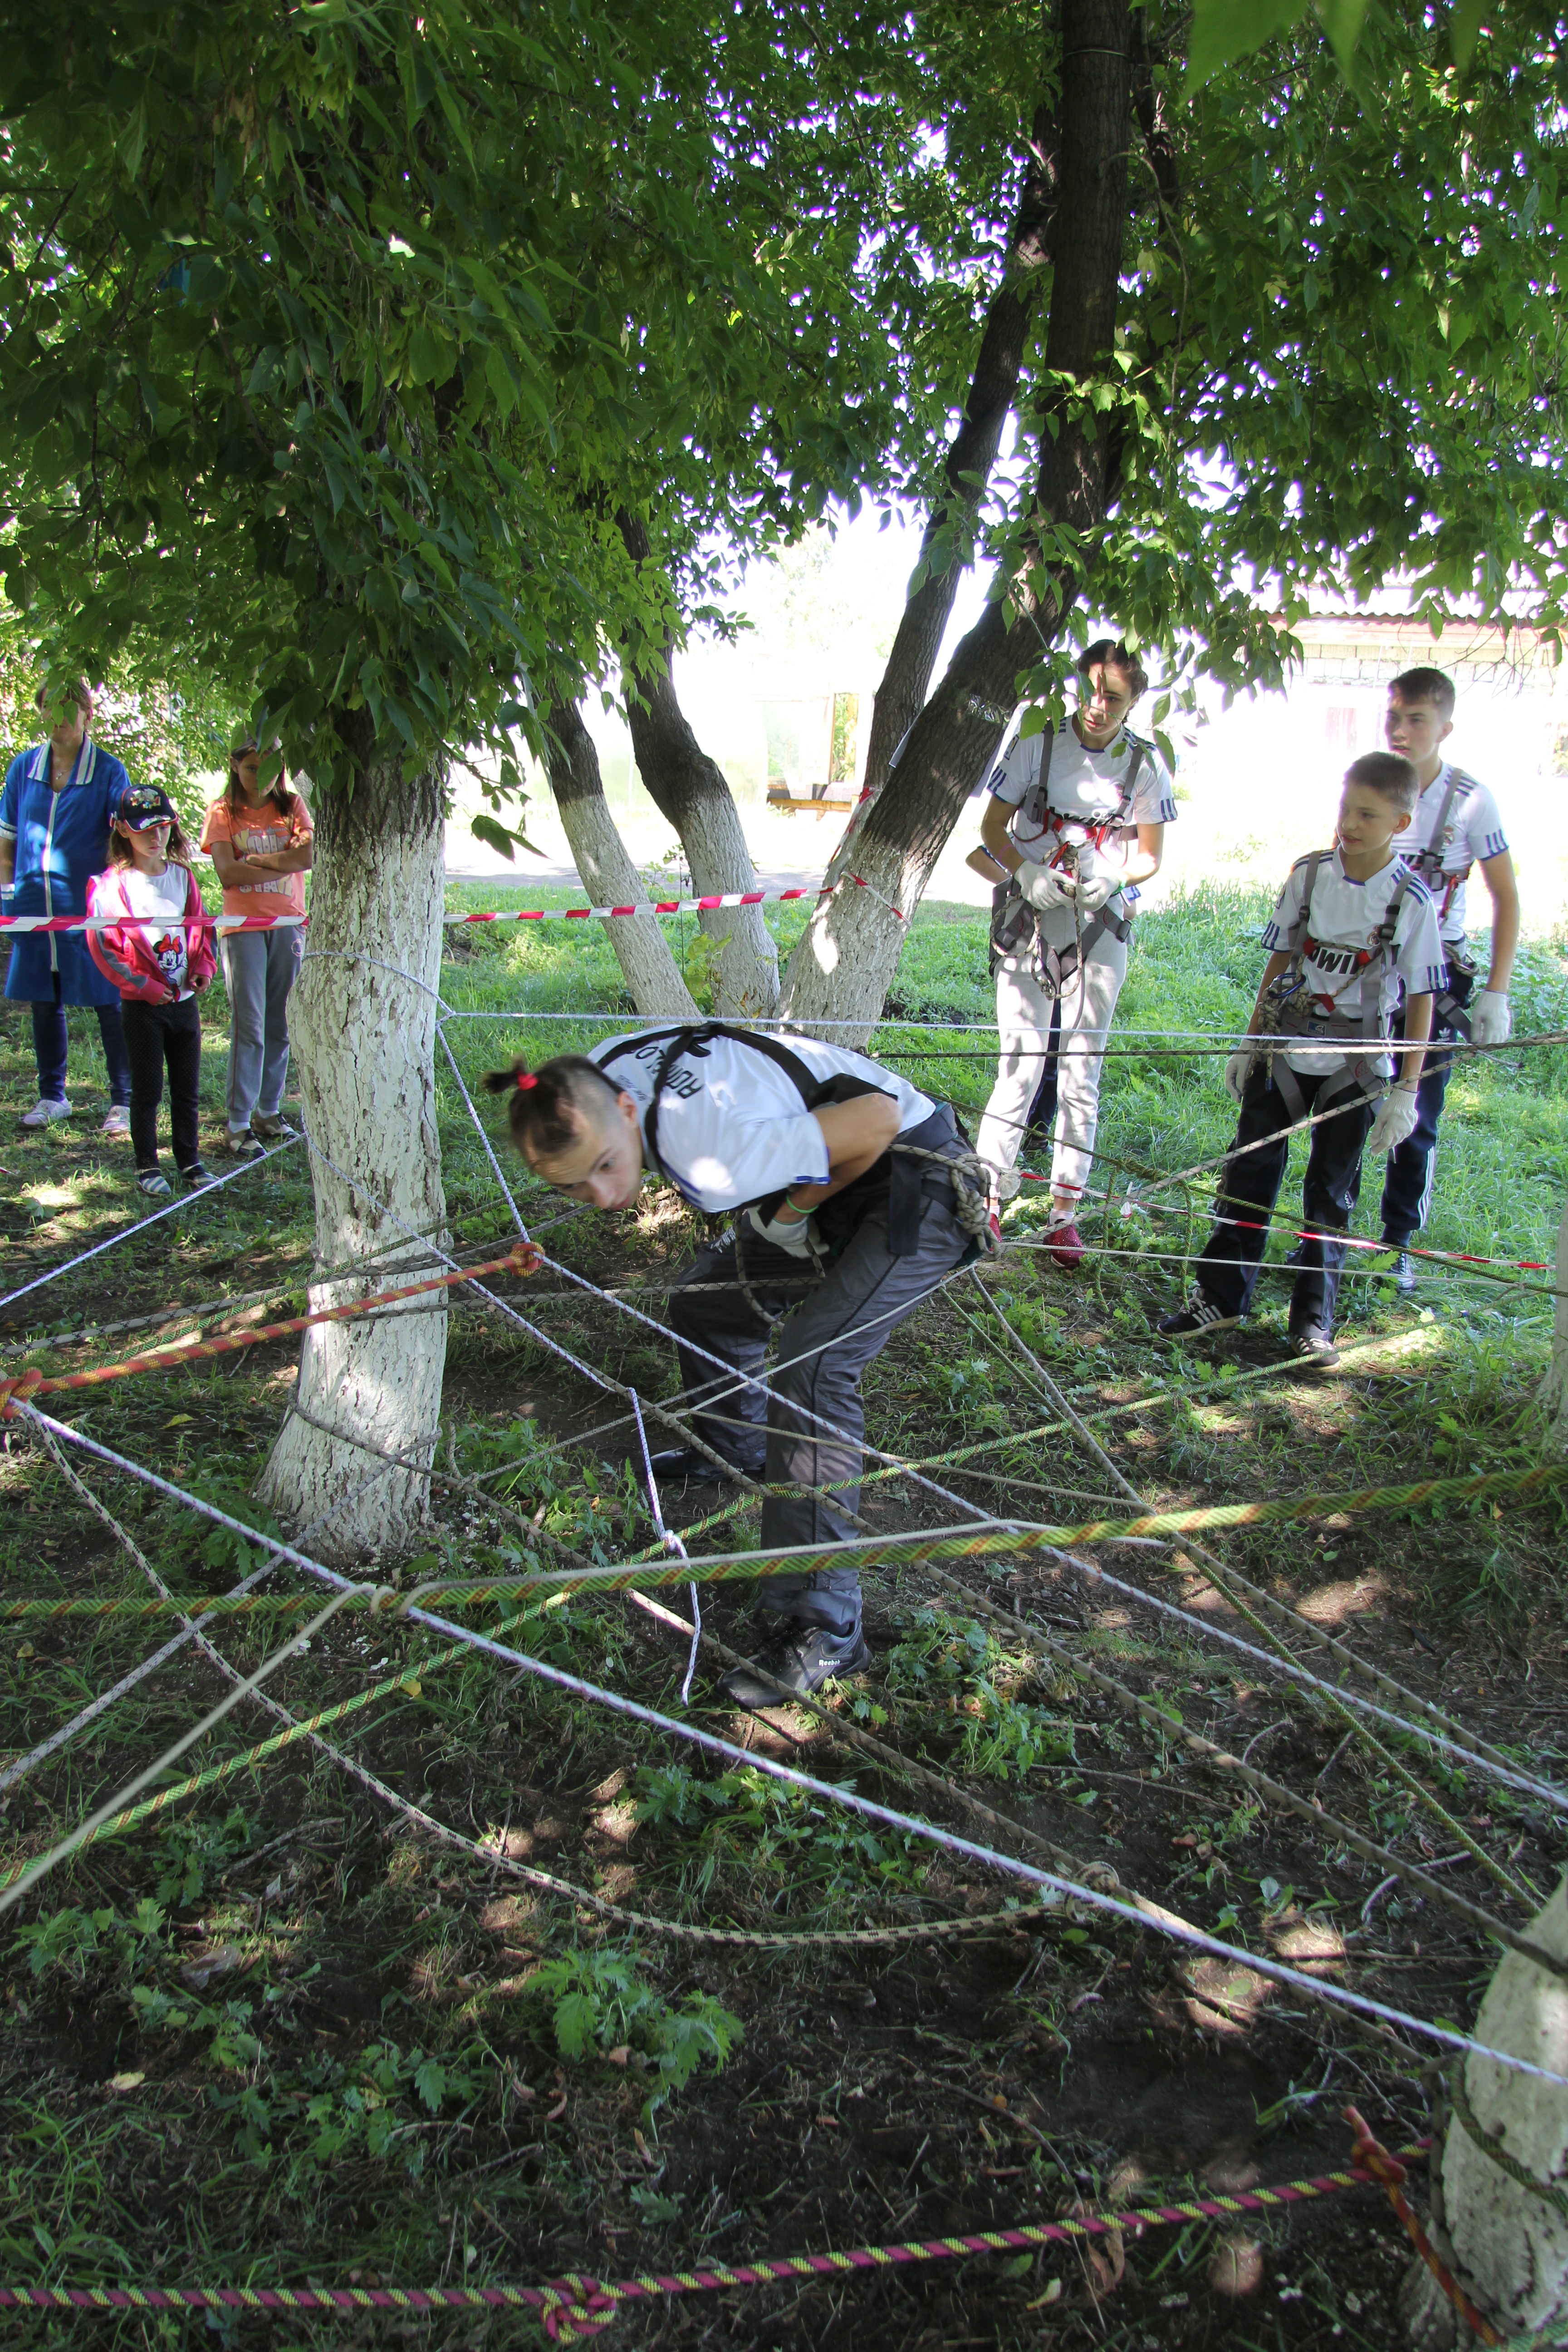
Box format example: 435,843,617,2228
667,1166,971,1637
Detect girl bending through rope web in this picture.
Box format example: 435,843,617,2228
484,1026,994,1706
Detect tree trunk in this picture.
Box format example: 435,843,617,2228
618,512,780,1020
856,97,1060,812
543,696,699,1019
1541,1193,1568,1441
1401,1871,1568,2348
256,730,449,1558
777,0,1131,1038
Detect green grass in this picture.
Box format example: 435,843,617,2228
3,867,1567,2351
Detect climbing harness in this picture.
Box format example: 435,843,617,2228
1403,768,1484,1046
594,1023,996,1269
1254,848,1412,1124
1407,767,1480,926
986,726,1149,1001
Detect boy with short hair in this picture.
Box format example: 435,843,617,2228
1378,666,1518,1289
1158,751,1443,1369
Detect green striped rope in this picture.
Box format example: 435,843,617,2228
9,1457,1567,1625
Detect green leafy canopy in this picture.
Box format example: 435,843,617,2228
0,0,960,801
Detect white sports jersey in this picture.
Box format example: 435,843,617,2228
988,722,1176,949
591,1028,936,1214
1261,849,1446,1078
1401,764,1509,945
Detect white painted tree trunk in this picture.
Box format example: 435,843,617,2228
1403,1871,1568,2347
255,748,450,1560
774,823,915,1045
545,697,697,1019
1540,1194,1568,1442
616,518,779,1019
671,786,779,1022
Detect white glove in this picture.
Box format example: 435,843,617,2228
1470,990,1512,1049
1068,841,1120,914
1367,1088,1420,1156
1016,858,1077,915
746,1202,816,1259
1224,1048,1256,1104
1073,867,1120,913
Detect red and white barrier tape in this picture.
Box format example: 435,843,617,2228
0,876,904,932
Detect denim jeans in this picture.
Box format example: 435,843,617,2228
31,982,132,1107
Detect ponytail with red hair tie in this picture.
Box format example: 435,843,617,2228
516,1069,539,1092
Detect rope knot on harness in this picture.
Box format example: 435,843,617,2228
892,1142,1004,1259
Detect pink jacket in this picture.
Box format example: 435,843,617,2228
86,864,218,1005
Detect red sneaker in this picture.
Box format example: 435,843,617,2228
1045,1217,1086,1270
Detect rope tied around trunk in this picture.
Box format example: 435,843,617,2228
1449,2067,1568,2225
1348,2104,1503,2346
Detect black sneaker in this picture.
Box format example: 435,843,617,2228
179,1161,216,1189
1378,1238,1418,1295
1289,1326,1341,1369
1156,1290,1238,1339
647,1445,758,1489
720,1625,872,1709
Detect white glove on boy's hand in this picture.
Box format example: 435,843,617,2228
1470,990,1512,1048
746,1202,816,1259
1016,858,1077,915
1367,1089,1420,1156
1223,1048,1256,1104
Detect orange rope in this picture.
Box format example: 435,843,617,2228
1347,2104,1501,2346
0,1244,540,1413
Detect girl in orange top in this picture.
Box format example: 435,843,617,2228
199,742,313,1159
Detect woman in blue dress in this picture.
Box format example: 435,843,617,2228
0,681,134,1132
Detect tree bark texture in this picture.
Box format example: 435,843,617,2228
855,97,1060,813
777,0,1132,1038
543,696,699,1020
618,512,780,1019
1401,1872,1568,2348
256,733,449,1558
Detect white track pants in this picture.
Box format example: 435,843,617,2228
975,935,1129,1200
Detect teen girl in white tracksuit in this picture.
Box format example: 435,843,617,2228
974,642,1175,1265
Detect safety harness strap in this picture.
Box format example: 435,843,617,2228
1407,768,1476,921
990,739,1150,986
594,1022,946,1256
1260,851,1411,1108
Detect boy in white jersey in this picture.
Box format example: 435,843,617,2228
1378,666,1519,1289
482,1025,981,1703
1158,753,1443,1368
973,639,1176,1267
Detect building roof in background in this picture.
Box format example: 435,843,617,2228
1272,610,1560,687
